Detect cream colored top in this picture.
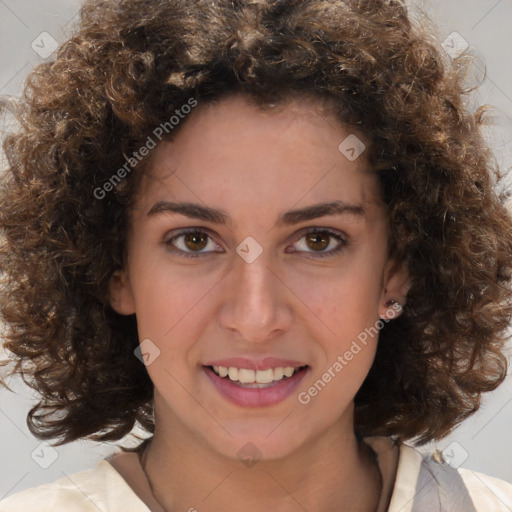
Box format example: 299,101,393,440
1,437,511,511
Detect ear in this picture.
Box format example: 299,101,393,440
379,259,411,320
108,269,136,315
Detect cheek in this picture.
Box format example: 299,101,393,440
296,292,380,418
298,345,376,427
128,261,223,376
132,257,213,331
131,268,217,393
285,262,383,341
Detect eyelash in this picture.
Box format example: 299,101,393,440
163,227,348,259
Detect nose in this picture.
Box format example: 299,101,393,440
217,252,293,343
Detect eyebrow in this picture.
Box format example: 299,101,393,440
147,200,366,226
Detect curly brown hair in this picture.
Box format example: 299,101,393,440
1,0,512,447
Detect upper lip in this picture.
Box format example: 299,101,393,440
203,357,308,371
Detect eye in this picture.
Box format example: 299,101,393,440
164,229,223,257
287,228,347,257
164,227,347,259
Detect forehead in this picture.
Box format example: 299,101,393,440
134,94,382,219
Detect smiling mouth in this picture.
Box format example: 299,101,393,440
206,365,308,388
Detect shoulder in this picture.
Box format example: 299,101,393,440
458,467,512,512
0,459,150,512
389,441,512,512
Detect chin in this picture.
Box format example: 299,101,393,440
201,420,314,464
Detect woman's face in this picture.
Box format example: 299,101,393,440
110,93,409,461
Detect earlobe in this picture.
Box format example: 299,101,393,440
108,269,136,315
379,260,411,320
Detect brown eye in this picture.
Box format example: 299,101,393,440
305,232,330,251
288,228,347,258
184,232,208,251
165,229,222,258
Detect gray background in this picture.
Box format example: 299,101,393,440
1,0,512,501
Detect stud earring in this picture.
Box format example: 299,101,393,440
380,299,403,320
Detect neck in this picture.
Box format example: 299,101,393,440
140,407,382,512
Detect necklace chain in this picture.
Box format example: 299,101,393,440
138,439,383,512
139,442,170,512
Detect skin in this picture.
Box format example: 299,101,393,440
109,93,410,512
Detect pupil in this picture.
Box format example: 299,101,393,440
307,233,329,251
185,232,208,251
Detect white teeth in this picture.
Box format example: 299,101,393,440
213,365,228,377
238,368,255,383
211,365,303,384
273,367,284,380
255,369,274,383
283,367,295,378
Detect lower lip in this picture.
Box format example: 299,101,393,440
203,366,308,407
